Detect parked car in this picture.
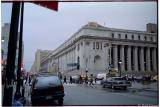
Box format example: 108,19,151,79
31,73,65,106
102,77,131,90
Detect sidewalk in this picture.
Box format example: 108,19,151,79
12,83,31,106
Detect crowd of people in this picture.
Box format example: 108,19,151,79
62,74,97,85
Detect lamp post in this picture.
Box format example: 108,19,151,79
2,37,5,43
118,60,122,77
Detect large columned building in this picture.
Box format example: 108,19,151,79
40,22,158,76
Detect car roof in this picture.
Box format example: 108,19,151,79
36,72,57,77
109,77,123,79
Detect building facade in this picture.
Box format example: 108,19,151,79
40,22,158,76
30,49,52,73
2,23,24,70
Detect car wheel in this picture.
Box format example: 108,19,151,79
58,98,63,105
111,86,115,89
123,86,127,90
102,84,105,88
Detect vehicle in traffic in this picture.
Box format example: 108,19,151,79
102,77,131,90
72,75,80,83
31,73,65,106
96,73,107,80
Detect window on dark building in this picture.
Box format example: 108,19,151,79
96,42,99,49
100,42,102,50
125,34,127,39
144,36,147,41
132,35,134,40
150,37,153,41
111,33,114,38
118,34,121,39
138,35,140,40
93,42,95,49
81,42,83,46
77,44,80,51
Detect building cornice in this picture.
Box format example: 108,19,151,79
41,35,157,64
83,26,157,35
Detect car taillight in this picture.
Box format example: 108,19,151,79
61,85,64,91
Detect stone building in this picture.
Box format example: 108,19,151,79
40,22,158,76
2,23,24,71
30,49,52,73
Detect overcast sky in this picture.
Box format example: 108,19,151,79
2,2,157,71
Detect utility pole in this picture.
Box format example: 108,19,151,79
16,2,24,95
3,2,21,106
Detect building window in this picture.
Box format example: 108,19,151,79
150,37,153,41
96,42,99,49
132,35,134,40
118,34,121,39
81,42,83,46
100,42,102,50
111,33,114,38
138,35,140,40
125,34,127,39
144,36,147,41
77,44,79,51
86,41,90,45
93,42,95,49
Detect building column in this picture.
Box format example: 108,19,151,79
127,46,132,71
120,45,125,72
152,48,157,72
133,46,138,71
140,47,144,71
146,47,151,72
113,45,118,69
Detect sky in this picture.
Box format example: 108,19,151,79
1,2,157,71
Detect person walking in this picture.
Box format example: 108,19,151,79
89,74,94,85
63,76,67,84
85,75,88,85
28,76,31,85
69,76,72,84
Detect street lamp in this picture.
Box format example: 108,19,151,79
118,60,122,77
2,36,5,43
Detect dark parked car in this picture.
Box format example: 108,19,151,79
31,73,65,106
102,77,131,90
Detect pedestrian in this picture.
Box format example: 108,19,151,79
89,74,94,85
69,76,72,84
79,75,82,84
25,75,28,84
85,76,88,85
63,76,67,84
29,76,31,85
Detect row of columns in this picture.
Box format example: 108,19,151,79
112,45,157,73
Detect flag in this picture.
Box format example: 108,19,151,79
33,1,58,11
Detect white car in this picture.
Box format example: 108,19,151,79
102,77,132,90
96,73,107,80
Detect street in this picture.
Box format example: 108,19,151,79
63,83,158,106
24,82,158,106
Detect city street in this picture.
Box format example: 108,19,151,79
24,82,158,106
63,83,158,106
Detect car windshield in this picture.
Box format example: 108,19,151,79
35,76,61,88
